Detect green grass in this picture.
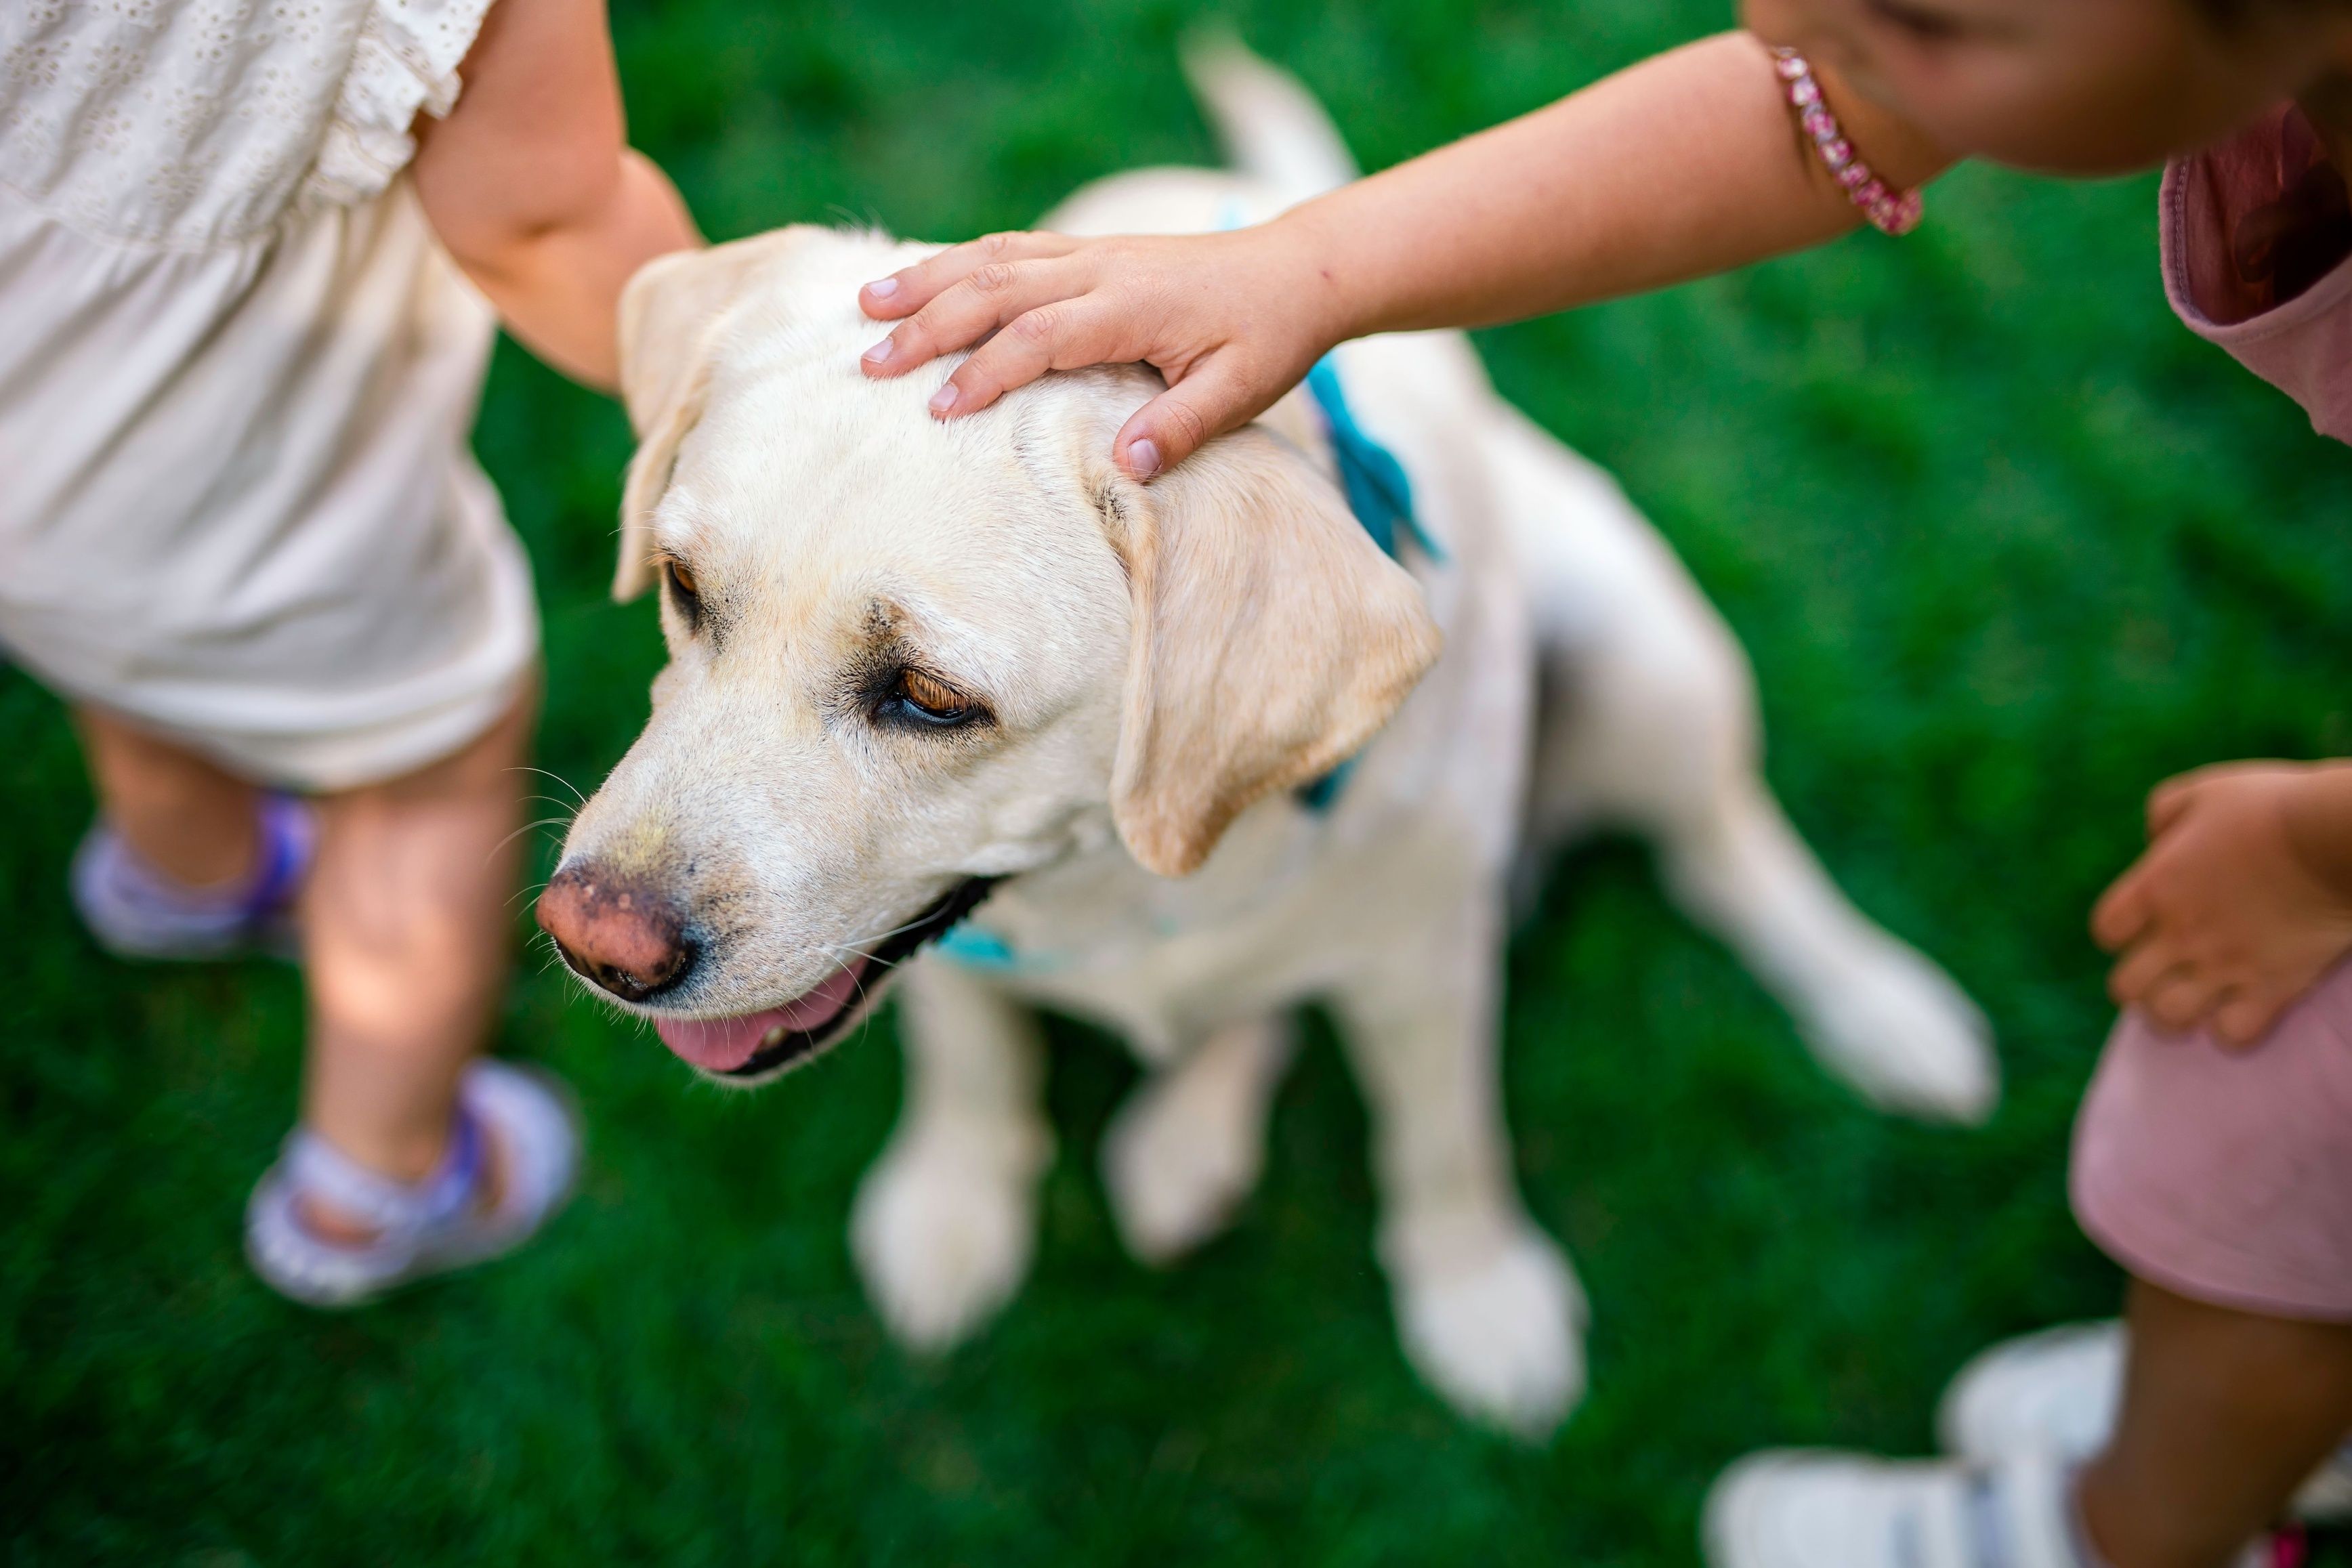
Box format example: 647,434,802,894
9,0,2352,1561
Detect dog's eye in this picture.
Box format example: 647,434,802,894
881,667,985,728
662,558,702,631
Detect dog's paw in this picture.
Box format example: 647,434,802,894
1797,937,1998,1126
1101,1027,1284,1264
851,1123,1048,1353
1391,1229,1587,1441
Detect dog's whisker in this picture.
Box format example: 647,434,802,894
492,817,576,861
510,765,589,809
823,902,957,958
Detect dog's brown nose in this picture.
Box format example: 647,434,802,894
537,862,693,1002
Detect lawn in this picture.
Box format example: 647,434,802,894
9,0,2352,1563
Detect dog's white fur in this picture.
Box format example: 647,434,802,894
557,44,1995,1439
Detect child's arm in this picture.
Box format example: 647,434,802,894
2092,763,2352,1046
859,32,1949,475
411,0,699,390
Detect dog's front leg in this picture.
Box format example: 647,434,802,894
1331,899,1587,1441
1102,1013,1295,1265
851,955,1053,1353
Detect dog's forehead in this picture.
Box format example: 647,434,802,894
655,226,1135,562
664,363,1077,574
656,347,1128,698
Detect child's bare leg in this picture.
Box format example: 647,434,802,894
2079,1277,2352,1568
298,687,536,1186
75,708,261,889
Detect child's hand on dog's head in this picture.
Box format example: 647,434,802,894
857,224,1341,482
2092,761,2352,1048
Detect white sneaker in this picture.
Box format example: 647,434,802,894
1936,1321,2124,1466
1938,1320,2352,1521
1703,1450,2090,1568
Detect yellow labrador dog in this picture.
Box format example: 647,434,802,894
539,45,1994,1439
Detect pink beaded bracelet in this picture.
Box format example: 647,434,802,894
1772,47,1923,236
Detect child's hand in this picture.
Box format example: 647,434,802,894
856,224,1345,479
2091,761,2352,1046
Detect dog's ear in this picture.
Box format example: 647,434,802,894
1101,425,1443,877
612,230,811,600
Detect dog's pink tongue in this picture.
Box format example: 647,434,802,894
654,960,870,1072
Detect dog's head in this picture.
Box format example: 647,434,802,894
539,227,1441,1082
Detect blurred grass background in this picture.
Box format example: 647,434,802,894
9,0,2352,1561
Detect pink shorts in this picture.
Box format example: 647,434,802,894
2071,960,2352,1323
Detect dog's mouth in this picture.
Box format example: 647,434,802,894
652,877,996,1080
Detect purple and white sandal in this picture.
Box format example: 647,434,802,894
245,1060,582,1309
71,792,315,960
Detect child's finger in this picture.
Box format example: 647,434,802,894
860,232,1078,320
2089,870,2151,953
1112,355,1265,479
928,297,1137,418
2212,989,2281,1050
2105,936,2179,1008
860,254,1091,379
2141,968,2222,1035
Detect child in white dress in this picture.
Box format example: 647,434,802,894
0,0,698,1303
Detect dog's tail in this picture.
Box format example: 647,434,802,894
1180,34,1360,207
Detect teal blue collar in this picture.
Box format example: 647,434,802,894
1302,356,1442,566
932,920,1026,969
1293,354,1436,812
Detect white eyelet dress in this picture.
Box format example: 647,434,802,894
0,0,535,790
